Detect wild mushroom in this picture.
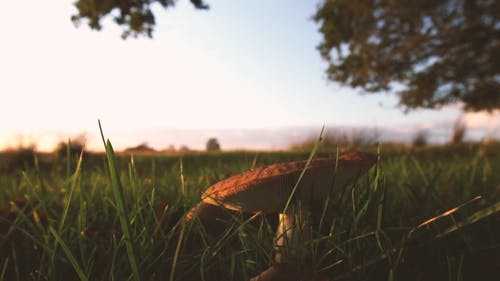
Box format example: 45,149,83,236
199,151,377,273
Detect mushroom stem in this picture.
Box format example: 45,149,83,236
274,203,311,264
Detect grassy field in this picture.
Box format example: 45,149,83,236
0,139,499,280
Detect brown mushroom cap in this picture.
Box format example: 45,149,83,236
202,152,376,213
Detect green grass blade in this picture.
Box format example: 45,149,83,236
66,138,72,179
179,157,186,198
282,126,325,214
0,257,9,280
49,227,88,281
59,150,84,233
99,122,142,281
98,120,106,147
105,140,142,281
169,220,186,281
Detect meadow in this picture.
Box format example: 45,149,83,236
0,137,498,280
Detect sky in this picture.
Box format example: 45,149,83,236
0,0,498,151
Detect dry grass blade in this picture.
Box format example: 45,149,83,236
436,200,500,238
408,195,483,239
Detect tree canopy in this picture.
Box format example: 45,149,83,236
72,0,499,111
314,0,499,111
205,138,221,152
71,0,208,38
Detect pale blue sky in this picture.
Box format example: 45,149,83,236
0,0,497,151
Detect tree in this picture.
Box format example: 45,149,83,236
314,0,499,112
412,130,428,147
205,138,221,152
71,0,208,38
72,0,499,111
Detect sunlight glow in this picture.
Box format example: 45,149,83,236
464,110,500,129
0,1,498,152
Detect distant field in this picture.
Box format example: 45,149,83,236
0,143,499,281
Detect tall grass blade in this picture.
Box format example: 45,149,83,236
179,157,186,198
11,245,20,281
0,257,9,281
58,150,83,233
169,220,186,281
275,126,324,263
282,126,325,214
49,227,88,281
66,138,72,179
99,121,142,281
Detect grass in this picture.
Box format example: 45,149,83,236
0,136,499,280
